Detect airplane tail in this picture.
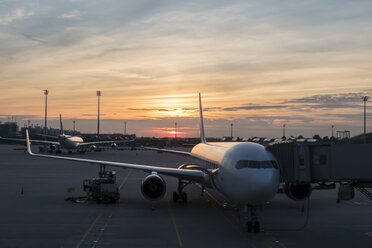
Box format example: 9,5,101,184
60,114,64,135
199,93,207,144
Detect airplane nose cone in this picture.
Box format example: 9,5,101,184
249,174,280,204
221,168,280,205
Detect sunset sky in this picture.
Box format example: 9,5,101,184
1,0,371,138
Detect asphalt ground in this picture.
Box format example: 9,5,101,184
0,144,371,248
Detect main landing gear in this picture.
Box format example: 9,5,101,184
245,206,260,233
173,179,190,203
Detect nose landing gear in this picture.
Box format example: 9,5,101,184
245,206,260,233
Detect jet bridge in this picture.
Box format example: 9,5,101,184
266,141,372,202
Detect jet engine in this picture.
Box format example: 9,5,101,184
111,143,117,149
141,173,166,200
49,144,56,151
90,145,97,151
284,182,312,201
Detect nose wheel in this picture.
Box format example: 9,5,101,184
245,207,260,233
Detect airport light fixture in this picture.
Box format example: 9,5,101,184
43,89,48,136
73,120,76,135
124,121,127,136
97,90,101,138
362,96,369,144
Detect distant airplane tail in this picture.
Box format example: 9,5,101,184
60,114,64,135
199,93,207,144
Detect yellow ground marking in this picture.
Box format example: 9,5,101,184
75,170,132,248
119,170,132,190
75,212,103,248
168,201,183,247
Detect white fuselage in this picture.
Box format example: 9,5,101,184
190,142,280,205
58,135,84,150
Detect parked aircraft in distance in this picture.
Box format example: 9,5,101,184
2,114,133,153
25,94,312,232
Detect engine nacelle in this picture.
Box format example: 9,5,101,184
49,144,56,151
111,143,117,149
141,173,166,200
90,145,97,150
284,182,312,201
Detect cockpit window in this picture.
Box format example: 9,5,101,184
235,160,279,169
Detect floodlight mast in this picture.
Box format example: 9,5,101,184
44,89,48,136
362,96,369,144
97,90,101,139
124,121,127,136
174,122,176,139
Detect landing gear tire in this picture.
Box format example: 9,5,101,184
173,192,179,203
181,192,187,203
253,221,260,233
245,206,261,233
246,221,253,232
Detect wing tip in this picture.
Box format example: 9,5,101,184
25,129,33,155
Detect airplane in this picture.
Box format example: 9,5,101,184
24,94,311,233
2,114,133,153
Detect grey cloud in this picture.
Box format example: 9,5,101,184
283,92,372,110
128,108,177,112
203,107,222,112
81,114,106,117
245,115,315,123
284,92,370,104
22,34,44,43
319,112,372,120
224,105,287,111
0,114,40,119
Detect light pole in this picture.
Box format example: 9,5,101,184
124,121,127,136
362,96,369,144
331,125,334,138
283,124,286,139
44,89,48,136
97,90,101,139
175,122,178,139
230,123,233,139
73,120,76,135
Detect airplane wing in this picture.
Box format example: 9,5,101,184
144,147,191,156
25,130,209,184
0,136,59,145
79,139,135,146
39,134,59,139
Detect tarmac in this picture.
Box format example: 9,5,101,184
0,144,371,248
